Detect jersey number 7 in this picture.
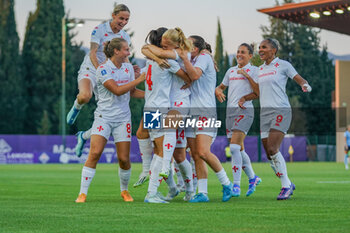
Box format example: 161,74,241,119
146,64,153,90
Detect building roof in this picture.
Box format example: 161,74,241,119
258,0,350,35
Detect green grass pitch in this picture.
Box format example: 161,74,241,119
1,162,349,233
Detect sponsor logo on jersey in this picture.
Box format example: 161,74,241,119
229,77,245,81
258,71,277,78
101,69,107,76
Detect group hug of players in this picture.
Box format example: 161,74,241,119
67,4,312,204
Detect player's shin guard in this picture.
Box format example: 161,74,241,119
345,154,349,170
190,157,198,191
119,167,131,191
79,166,96,195
241,150,255,180
138,138,153,177
161,130,177,175
164,165,177,189
174,162,185,187
178,159,193,192
147,155,163,195
230,144,242,186
271,152,291,188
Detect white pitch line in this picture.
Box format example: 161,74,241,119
317,181,350,184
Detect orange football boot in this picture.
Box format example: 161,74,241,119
75,193,87,203
121,190,134,202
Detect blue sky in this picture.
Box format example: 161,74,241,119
15,0,350,57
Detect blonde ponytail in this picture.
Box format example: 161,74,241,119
163,27,193,52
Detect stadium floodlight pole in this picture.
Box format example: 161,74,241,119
67,18,107,28
61,16,66,150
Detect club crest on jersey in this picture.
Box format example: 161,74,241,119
101,70,107,76
143,110,162,129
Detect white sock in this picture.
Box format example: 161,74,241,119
178,159,193,192
215,168,231,186
271,152,291,188
269,159,277,174
174,162,185,187
164,165,177,189
162,131,177,171
190,157,198,192
79,166,96,195
149,153,157,173
74,99,84,110
230,144,242,186
345,155,349,168
82,128,92,140
241,150,255,180
197,179,208,194
147,155,162,195
138,138,153,177
118,167,131,192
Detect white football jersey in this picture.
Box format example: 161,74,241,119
189,53,217,113
222,63,259,109
144,59,181,109
94,59,134,122
258,57,298,108
170,51,191,101
81,21,131,68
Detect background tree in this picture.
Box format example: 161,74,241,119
22,0,65,134
22,0,86,135
0,0,26,134
214,19,227,135
214,18,225,85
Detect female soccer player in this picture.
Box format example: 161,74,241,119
344,125,350,170
257,38,312,200
132,30,174,189
141,27,195,200
66,4,133,156
215,43,261,197
142,28,191,203
178,36,234,203
75,38,145,203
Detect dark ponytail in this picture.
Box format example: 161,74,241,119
145,27,168,47
189,35,207,52
205,42,212,53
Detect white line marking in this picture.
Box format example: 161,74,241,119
317,181,350,184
